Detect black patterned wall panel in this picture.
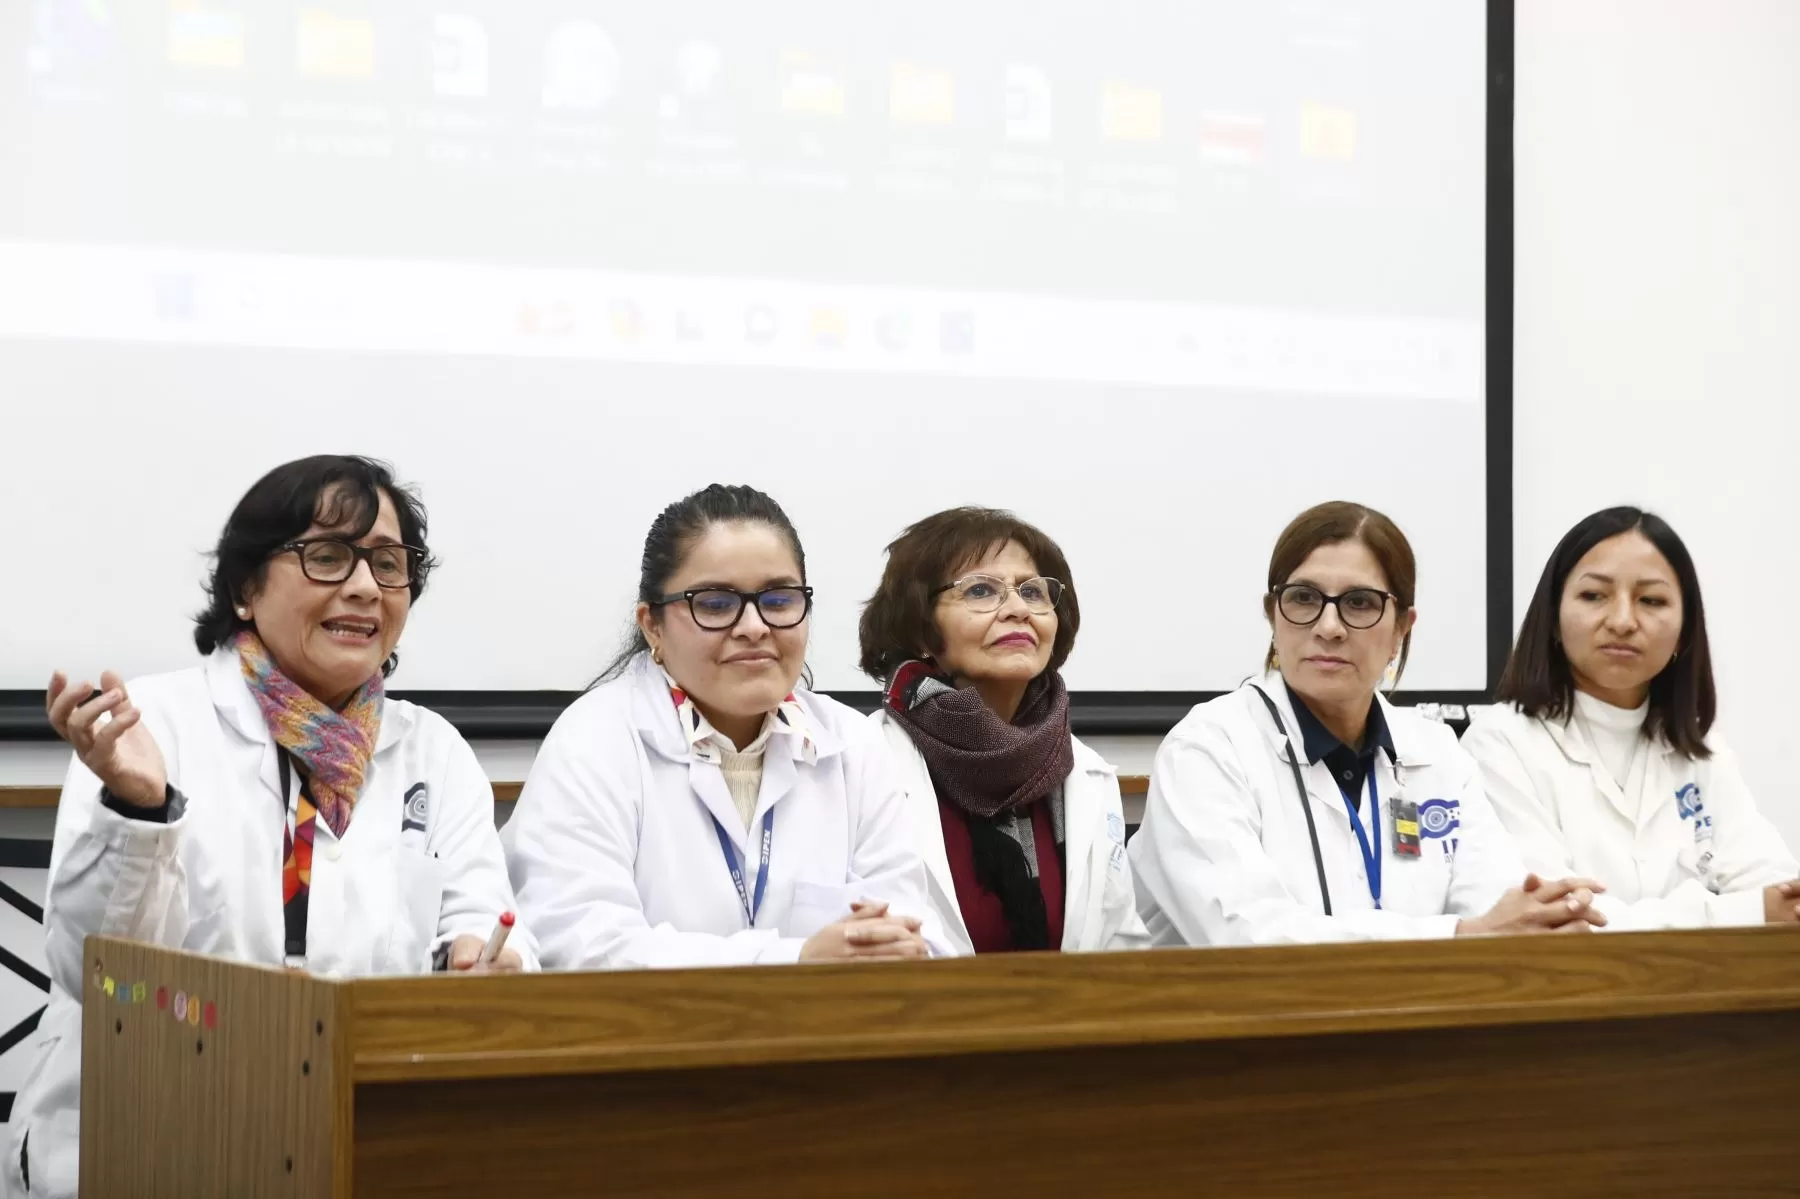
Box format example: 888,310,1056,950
0,843,52,1125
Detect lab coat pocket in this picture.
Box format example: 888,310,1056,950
788,877,859,938
1675,834,1718,889
385,848,448,975
181,901,233,957
1388,844,1453,914
19,1086,79,1197
1101,841,1134,905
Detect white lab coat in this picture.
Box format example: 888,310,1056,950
1462,702,1798,930
870,710,1152,954
4,649,529,1199
502,655,946,969
1129,677,1524,946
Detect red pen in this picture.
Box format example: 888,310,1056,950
476,911,515,966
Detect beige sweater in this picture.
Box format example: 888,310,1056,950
718,747,765,830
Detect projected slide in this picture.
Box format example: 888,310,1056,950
0,0,1491,694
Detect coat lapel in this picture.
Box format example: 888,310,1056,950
875,714,968,949
206,648,283,813
625,659,750,848
751,741,798,828
1249,677,1352,834
687,759,750,850
1628,736,1683,832
1543,715,1636,825
1061,751,1114,951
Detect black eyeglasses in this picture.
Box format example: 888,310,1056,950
652,585,814,631
278,539,423,590
1272,583,1396,630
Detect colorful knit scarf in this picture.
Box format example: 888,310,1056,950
236,631,384,867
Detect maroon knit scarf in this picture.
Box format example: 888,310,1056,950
884,661,1074,819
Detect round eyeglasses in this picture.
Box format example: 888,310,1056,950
652,585,815,631
1272,583,1395,630
279,539,423,591
934,574,1065,615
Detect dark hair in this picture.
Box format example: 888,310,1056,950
1263,501,1417,683
595,484,807,684
858,507,1080,683
1496,506,1714,757
193,455,436,677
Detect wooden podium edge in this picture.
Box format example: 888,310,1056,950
80,936,353,1197
343,926,1800,1084
350,987,1800,1087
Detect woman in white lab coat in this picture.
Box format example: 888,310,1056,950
858,507,1149,954
7,455,528,1199
1463,506,1800,930
1130,500,1606,947
504,484,939,968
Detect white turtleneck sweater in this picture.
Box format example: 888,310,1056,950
1572,689,1650,791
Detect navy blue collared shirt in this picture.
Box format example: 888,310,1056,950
1283,682,1394,813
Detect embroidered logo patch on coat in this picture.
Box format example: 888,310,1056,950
1418,798,1461,839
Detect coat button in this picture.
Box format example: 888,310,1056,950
325,844,342,863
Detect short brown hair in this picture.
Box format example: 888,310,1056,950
859,507,1080,682
1262,501,1417,682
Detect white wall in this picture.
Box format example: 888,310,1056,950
2,0,1797,1121
4,0,1798,818
1513,0,1800,847
0,3,1794,815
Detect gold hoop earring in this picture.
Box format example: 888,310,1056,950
651,647,664,665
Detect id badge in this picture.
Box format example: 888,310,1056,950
1390,797,1422,858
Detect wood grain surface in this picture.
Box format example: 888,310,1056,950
81,936,350,1198
0,785,58,809
346,927,1800,1084
77,931,1800,1197
352,1009,1800,1198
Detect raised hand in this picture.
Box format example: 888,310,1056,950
46,670,167,809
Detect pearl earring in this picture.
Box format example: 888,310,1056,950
236,607,249,619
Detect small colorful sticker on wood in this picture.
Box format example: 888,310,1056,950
102,978,150,1005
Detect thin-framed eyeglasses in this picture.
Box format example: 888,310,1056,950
1272,583,1396,630
278,539,423,590
933,574,1065,615
652,585,815,631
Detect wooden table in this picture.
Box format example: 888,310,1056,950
82,928,1800,1196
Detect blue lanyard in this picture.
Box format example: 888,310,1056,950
1340,768,1383,909
711,807,774,927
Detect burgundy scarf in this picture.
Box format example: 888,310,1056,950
884,661,1074,819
